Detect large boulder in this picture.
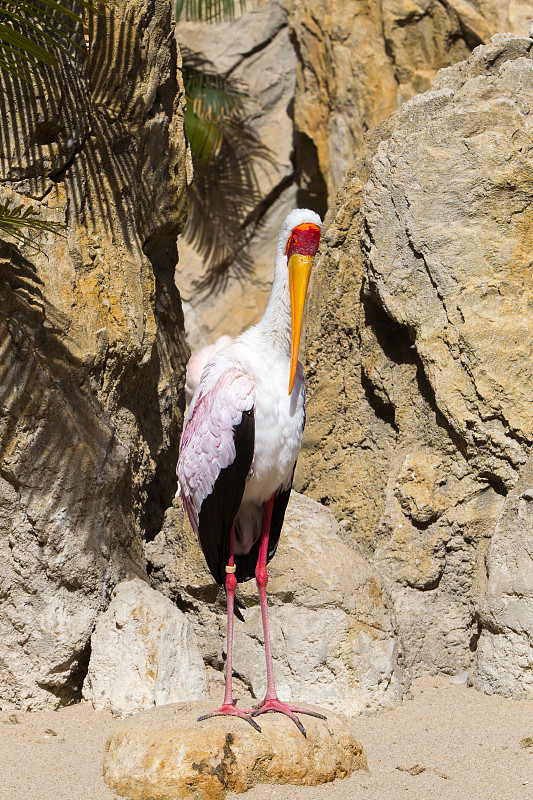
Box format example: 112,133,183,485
82,578,207,716
300,32,533,693
0,0,189,710
104,701,367,799
146,491,407,716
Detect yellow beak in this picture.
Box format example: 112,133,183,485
288,253,314,394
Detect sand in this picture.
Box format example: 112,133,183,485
0,675,531,800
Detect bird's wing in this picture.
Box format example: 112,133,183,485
177,368,255,584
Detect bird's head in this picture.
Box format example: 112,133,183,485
279,209,322,394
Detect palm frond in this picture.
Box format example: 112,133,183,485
176,0,247,23
181,48,273,291
0,2,105,243
0,0,103,77
0,198,64,251
183,53,244,166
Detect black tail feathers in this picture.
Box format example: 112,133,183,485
234,593,246,622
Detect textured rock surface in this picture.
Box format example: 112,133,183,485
0,0,189,709
300,33,533,693
175,1,298,348
472,451,533,697
82,579,207,715
286,0,533,204
104,701,367,799
146,492,406,716
177,0,533,347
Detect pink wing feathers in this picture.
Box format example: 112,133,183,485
185,335,233,406
177,368,255,534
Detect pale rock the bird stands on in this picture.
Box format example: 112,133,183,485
177,208,324,735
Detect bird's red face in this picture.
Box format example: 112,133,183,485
287,222,321,394
286,222,321,259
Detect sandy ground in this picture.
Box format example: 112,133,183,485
0,675,531,800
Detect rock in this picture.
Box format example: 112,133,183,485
286,0,533,205
103,701,367,799
175,2,299,348
82,579,207,716
0,0,189,709
300,33,533,688
364,37,533,484
471,452,533,697
146,492,406,716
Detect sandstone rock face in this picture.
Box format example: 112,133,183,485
286,0,533,204
177,0,533,348
301,34,533,694
82,579,207,715
175,1,298,348
0,0,189,710
472,451,533,697
146,492,407,716
104,701,367,799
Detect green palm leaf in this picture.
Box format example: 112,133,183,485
0,198,64,251
183,57,244,166
0,0,101,78
0,1,104,243
181,48,273,290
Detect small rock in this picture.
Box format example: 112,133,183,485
449,671,469,685
396,764,427,776
104,701,366,799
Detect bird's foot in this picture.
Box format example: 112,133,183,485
197,701,261,732
251,697,327,737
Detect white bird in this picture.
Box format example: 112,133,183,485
177,209,324,735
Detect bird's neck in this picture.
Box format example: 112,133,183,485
255,257,291,358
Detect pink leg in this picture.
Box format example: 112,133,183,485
198,525,261,731
251,496,326,737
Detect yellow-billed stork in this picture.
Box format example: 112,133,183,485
177,209,324,735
